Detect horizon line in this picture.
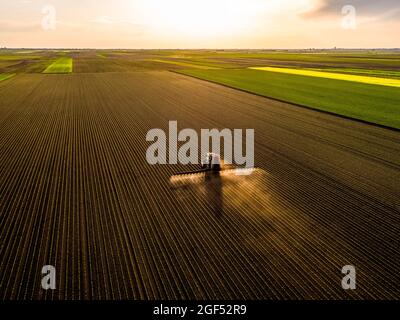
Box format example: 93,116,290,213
2,47,400,51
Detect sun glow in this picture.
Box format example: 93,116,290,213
136,0,289,37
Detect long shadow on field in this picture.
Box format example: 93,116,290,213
170,171,225,218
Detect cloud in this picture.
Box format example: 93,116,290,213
311,0,400,16
92,16,121,25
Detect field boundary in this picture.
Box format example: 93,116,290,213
0,73,16,83
172,70,400,133
147,59,220,70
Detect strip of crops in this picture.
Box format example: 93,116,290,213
43,57,73,74
250,66,400,87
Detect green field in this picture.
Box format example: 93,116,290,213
43,57,73,73
205,51,400,68
179,68,400,129
0,73,15,82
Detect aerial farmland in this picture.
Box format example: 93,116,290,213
0,48,399,300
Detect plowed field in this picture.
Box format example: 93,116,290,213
0,71,399,300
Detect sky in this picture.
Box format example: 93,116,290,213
1,0,399,49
